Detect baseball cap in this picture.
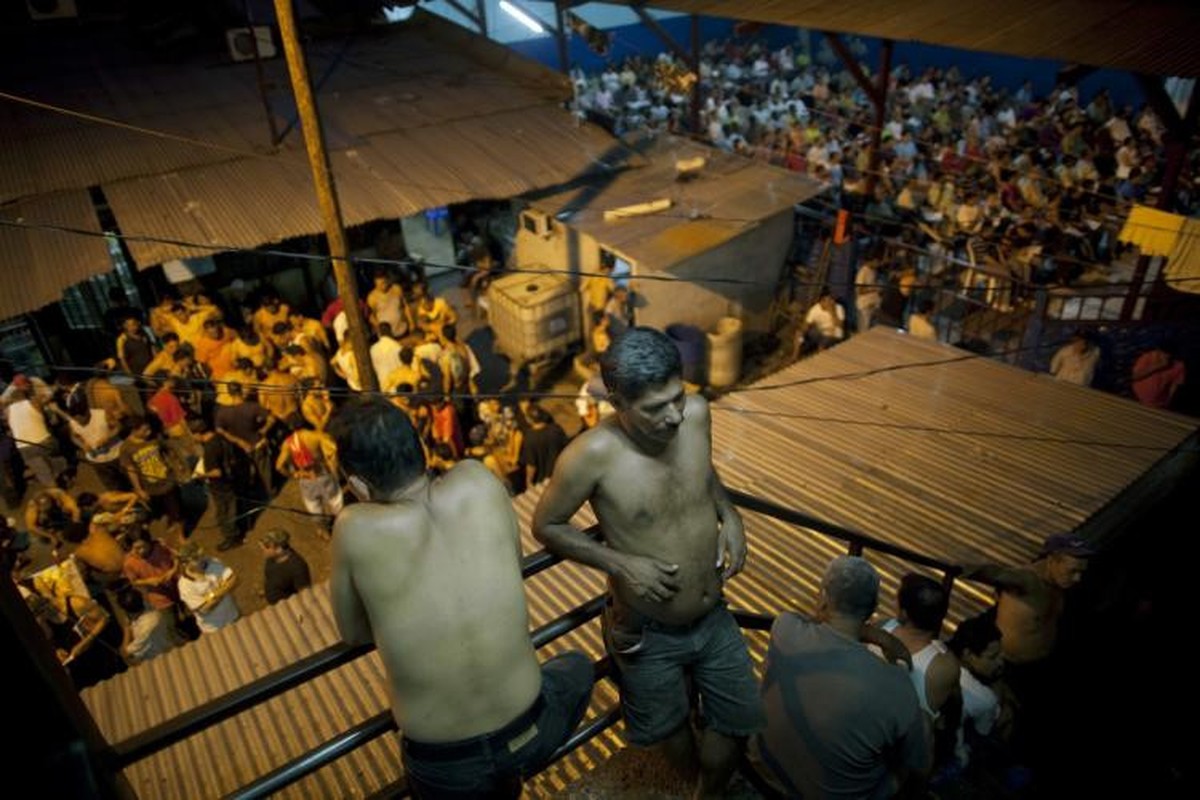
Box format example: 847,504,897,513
12,374,31,389
1038,534,1095,559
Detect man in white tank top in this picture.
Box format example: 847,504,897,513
880,573,961,766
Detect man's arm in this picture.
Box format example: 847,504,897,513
197,569,237,614
330,514,372,645
50,489,81,521
531,433,680,603
274,445,293,476
705,409,747,578
924,650,962,717
862,624,913,670
961,563,1038,595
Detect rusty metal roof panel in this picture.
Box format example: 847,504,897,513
711,328,1197,566
0,10,619,316
637,0,1200,77
0,190,112,319
530,136,823,268
102,104,620,268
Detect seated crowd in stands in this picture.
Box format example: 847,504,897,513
574,34,1197,345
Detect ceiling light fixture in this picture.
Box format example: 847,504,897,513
499,0,545,35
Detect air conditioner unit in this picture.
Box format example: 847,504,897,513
226,26,276,63
27,0,77,20
521,210,554,238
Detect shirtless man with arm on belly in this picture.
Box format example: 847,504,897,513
533,327,764,799
330,398,593,799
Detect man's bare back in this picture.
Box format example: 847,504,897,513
332,460,540,741
994,567,1064,664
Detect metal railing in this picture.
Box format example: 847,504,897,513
103,492,965,798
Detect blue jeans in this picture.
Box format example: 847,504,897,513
604,600,765,746
401,652,593,799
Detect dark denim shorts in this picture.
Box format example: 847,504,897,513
401,652,594,799
603,599,765,746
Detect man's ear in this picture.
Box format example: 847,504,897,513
814,590,830,622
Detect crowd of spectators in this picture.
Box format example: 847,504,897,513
0,263,571,687
573,34,1198,307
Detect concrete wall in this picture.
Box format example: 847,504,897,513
632,210,793,339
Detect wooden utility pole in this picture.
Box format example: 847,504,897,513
274,0,377,391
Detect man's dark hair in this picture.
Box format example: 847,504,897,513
399,346,415,365
329,398,426,495
161,331,180,345
600,326,681,402
947,612,1001,658
898,573,950,634
378,322,393,339
443,323,458,342
116,587,146,616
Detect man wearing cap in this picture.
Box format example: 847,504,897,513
329,398,593,798
963,533,1093,666
260,529,311,604
963,534,1094,778
176,542,239,634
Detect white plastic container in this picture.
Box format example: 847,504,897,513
487,271,581,362
707,316,743,388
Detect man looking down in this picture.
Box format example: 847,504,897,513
329,398,592,798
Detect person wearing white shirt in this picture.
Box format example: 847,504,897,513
854,262,884,333
1049,333,1100,386
796,289,846,357
946,614,1007,769
370,325,403,387
177,545,240,634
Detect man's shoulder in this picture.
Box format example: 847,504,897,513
568,420,623,462
441,460,506,497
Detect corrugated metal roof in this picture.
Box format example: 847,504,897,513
105,105,624,269
0,10,625,318
529,136,823,269
633,0,1200,77
81,329,1197,797
0,190,113,315
712,328,1197,567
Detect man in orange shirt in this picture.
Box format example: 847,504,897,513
194,317,236,380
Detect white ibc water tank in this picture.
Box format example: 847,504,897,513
487,271,581,362
707,316,743,388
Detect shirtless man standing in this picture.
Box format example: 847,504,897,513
963,533,1093,666
532,327,763,798
962,533,1093,769
329,398,592,798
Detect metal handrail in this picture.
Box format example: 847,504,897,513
728,488,963,580
109,528,600,769
225,601,614,800
110,494,964,796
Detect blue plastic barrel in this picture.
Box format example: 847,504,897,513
666,324,706,385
